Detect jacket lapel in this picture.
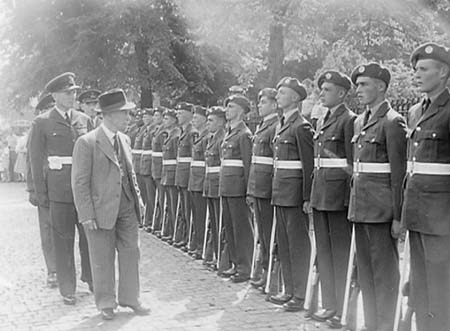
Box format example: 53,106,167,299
96,128,119,168
276,110,299,135
362,101,390,131
320,104,346,131
118,132,133,171
416,89,450,127
256,115,278,135
49,107,71,129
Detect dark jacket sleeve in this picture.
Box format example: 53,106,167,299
28,119,48,205
296,122,314,202
240,130,253,187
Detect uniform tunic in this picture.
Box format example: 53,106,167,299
150,126,167,231
140,124,158,227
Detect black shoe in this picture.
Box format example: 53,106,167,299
269,293,292,305
311,308,337,322
47,272,58,289
88,282,94,293
161,235,172,242
230,273,250,283
101,308,115,320
180,245,189,252
191,253,202,260
250,277,266,289
119,303,151,316
220,266,236,278
154,231,162,238
173,241,186,248
326,316,343,329
145,227,153,233
63,295,76,305
283,297,304,312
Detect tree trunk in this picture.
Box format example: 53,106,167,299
135,39,153,108
268,23,284,87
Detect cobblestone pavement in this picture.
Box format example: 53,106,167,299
1,182,335,331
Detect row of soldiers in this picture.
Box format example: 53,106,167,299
127,42,450,331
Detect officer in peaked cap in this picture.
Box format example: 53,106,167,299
310,70,356,327
35,94,55,114
78,89,102,128
246,88,278,290
269,77,313,311
348,63,407,331
402,42,450,331
28,72,93,305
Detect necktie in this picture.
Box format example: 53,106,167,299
363,109,371,126
64,112,71,125
280,116,285,127
113,134,120,156
323,110,331,124
422,98,431,115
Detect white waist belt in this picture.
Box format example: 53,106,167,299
48,156,72,170
354,162,391,173
152,152,163,157
132,149,143,154
163,159,177,166
314,158,348,168
191,160,206,167
207,166,220,173
407,161,450,175
141,150,152,155
177,157,192,163
274,160,302,169
252,156,274,165
221,159,244,167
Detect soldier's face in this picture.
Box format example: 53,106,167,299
163,115,176,127
355,77,381,106
176,110,192,126
258,96,277,117
81,102,98,117
192,113,206,130
414,59,446,94
320,82,344,108
207,115,223,133
52,90,77,110
276,87,297,109
225,102,243,122
143,114,152,125
153,112,163,125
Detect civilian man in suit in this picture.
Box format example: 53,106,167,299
219,95,254,283
269,77,314,312
402,43,450,331
310,71,356,327
187,105,209,259
247,88,278,290
29,72,93,305
72,88,150,320
348,63,407,331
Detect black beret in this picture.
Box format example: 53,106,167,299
44,72,81,93
224,94,251,113
193,105,207,117
318,70,352,91
35,94,55,111
176,102,194,112
153,106,166,114
163,108,177,119
410,42,450,69
276,77,307,101
258,88,277,101
207,106,226,119
98,88,135,113
78,89,101,103
351,63,391,86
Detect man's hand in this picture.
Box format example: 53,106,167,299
82,219,98,231
37,194,49,208
28,191,38,207
302,201,312,215
391,220,405,240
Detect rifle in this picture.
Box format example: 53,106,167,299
202,204,210,260
304,212,318,312
264,207,277,295
172,191,182,242
216,196,223,269
394,231,410,331
250,209,259,280
341,223,356,327
151,186,159,230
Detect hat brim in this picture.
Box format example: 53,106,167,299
100,101,136,113
56,85,81,92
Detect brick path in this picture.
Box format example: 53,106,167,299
0,182,332,331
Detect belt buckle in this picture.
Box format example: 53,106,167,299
409,161,415,175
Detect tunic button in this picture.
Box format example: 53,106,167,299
432,133,436,138
358,144,362,148
318,142,322,146
361,131,366,136
320,130,324,134
414,142,419,147
413,157,416,161
416,127,421,131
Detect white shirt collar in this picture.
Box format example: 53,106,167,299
101,123,116,146
263,113,278,123
283,108,299,121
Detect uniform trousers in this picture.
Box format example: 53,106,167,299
50,201,92,297
275,206,310,299
191,191,207,253
142,175,156,227
409,230,450,331
254,198,273,270
85,189,140,310
162,185,178,237
221,197,253,276
206,198,220,260
152,179,164,231
313,209,351,315
175,187,192,244
354,222,399,331
38,206,56,275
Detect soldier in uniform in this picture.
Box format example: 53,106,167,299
78,89,102,128
125,111,143,147
246,88,279,290
219,95,254,283
187,105,209,259
402,43,450,331
309,71,356,326
132,110,149,217
26,94,57,288
269,77,313,312
349,63,407,331
150,107,168,235
203,107,227,268
160,109,181,244
173,102,196,249
29,72,93,305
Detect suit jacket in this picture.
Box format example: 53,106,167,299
348,101,407,223
271,110,314,207
161,125,181,186
132,125,146,174
204,129,225,198
247,114,278,199
71,127,141,230
310,104,356,211
219,121,253,197
403,88,450,235
140,123,158,176
188,128,209,192
29,107,92,205
175,123,196,188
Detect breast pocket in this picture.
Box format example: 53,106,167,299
415,129,446,159
276,136,296,159
363,133,384,160
322,131,344,155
